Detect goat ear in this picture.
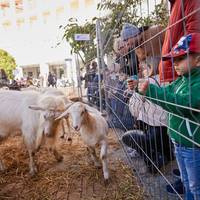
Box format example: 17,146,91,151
29,105,45,111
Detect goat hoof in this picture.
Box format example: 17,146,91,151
104,178,109,186
0,163,6,172
94,162,102,169
104,172,109,181
29,166,38,177
30,172,36,177
0,162,6,172
60,135,64,139
56,155,63,162
94,161,102,169
36,145,41,152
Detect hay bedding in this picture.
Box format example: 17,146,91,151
0,130,143,200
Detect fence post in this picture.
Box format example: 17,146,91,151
96,19,103,112
75,53,82,98
96,19,105,112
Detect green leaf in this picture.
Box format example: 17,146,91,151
61,0,168,63
0,49,16,79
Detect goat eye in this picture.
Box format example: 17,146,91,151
81,111,84,116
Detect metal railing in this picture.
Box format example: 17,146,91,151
75,0,200,199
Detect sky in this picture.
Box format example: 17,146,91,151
0,0,101,66
0,0,163,66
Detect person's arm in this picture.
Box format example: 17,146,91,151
144,83,200,115
185,0,200,34
129,92,144,118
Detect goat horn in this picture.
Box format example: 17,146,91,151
65,102,74,110
55,102,73,120
55,110,69,120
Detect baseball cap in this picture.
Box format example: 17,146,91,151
162,33,200,61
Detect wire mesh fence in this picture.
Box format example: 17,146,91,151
75,0,200,199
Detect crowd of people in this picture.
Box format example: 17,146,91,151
82,0,200,199
0,70,60,90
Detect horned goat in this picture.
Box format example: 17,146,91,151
57,102,109,181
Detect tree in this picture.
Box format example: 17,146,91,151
98,0,169,53
62,18,96,64
0,49,16,79
62,0,169,61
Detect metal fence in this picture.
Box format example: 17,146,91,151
75,1,200,199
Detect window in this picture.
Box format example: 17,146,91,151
84,0,94,7
2,20,11,29
69,0,79,10
15,0,23,14
59,68,64,79
56,6,64,20
43,11,50,24
27,0,36,10
28,72,33,77
56,6,64,15
16,18,24,28
30,15,37,26
0,0,10,17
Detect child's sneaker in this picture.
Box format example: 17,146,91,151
166,179,184,195
172,168,181,178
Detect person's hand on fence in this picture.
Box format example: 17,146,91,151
127,78,138,90
138,79,149,95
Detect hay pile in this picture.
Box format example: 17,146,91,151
0,130,144,200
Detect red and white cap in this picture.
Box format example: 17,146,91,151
162,33,200,61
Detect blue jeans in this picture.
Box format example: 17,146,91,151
174,143,200,200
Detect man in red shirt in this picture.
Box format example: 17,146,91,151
159,0,200,83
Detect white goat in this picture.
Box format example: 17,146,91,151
23,87,73,142
39,88,74,142
0,90,66,176
57,102,109,181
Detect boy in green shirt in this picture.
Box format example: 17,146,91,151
139,33,200,200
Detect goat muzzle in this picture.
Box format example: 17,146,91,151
74,126,80,131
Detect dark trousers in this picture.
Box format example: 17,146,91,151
122,125,174,173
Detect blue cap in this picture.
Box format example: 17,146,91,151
121,23,140,41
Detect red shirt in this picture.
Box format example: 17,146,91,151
159,0,200,82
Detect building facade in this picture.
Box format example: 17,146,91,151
0,0,99,83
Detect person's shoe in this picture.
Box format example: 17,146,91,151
166,179,184,195
146,153,168,174
172,168,181,178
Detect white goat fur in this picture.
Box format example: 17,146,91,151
23,87,73,142
58,102,109,180
0,90,65,176
39,88,73,142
